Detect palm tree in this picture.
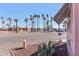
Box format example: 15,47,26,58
42,14,46,32
50,17,53,32
1,17,3,20
7,17,11,28
24,18,28,32
46,19,49,32
36,15,40,31
33,14,40,31
46,14,49,18
46,14,49,32
1,17,5,30
30,15,34,32
14,19,18,33
6,23,9,31
7,17,12,31
33,14,37,31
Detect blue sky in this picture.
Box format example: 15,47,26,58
0,3,63,28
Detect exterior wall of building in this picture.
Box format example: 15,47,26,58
53,3,79,56
67,3,79,56
67,17,74,56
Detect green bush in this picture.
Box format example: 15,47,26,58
37,41,55,56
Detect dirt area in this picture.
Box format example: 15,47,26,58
0,31,66,56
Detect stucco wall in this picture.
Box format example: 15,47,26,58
66,16,74,55
67,3,79,56
67,32,73,55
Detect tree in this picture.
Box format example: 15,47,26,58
46,14,49,18
1,17,5,30
50,17,53,32
46,14,49,32
42,14,46,32
7,17,12,31
7,17,11,28
6,23,9,31
14,19,18,33
46,20,49,32
36,15,40,31
30,15,34,32
33,14,40,31
24,18,28,32
33,14,37,31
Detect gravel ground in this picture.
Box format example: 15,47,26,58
0,31,66,56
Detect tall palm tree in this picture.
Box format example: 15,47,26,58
24,18,28,32
42,14,46,32
36,15,40,31
50,17,53,32
33,14,40,31
1,17,5,30
46,19,49,32
14,19,18,33
33,14,37,31
6,23,9,31
30,15,34,32
46,14,49,31
46,14,49,18
7,17,12,31
7,17,11,28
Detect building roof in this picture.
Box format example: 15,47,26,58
53,3,70,24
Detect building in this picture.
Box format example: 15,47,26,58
53,3,79,56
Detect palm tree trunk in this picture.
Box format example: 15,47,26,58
37,18,38,32
31,21,33,32
9,21,11,31
51,21,52,32
44,20,45,32
47,20,49,32
26,22,27,32
10,21,11,28
16,22,18,33
8,25,9,31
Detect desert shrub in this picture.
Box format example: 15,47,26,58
37,41,55,56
